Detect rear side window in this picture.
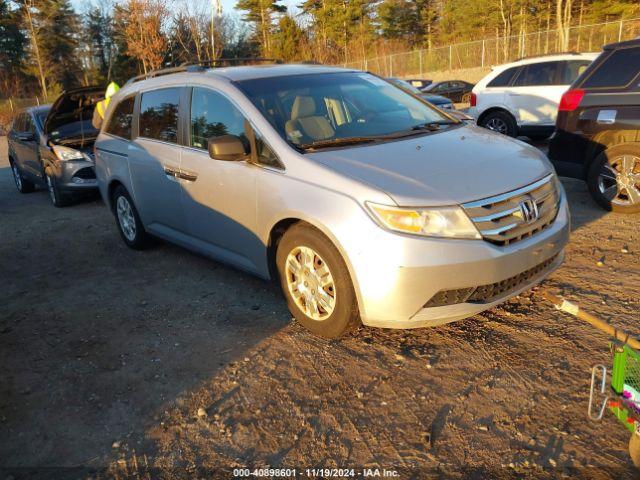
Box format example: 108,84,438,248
562,60,592,84
513,61,561,86
12,114,25,132
105,96,134,140
139,88,180,143
23,115,35,133
582,47,640,89
487,67,518,87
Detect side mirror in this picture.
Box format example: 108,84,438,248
208,135,248,161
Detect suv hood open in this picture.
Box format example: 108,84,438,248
308,125,554,206
44,86,104,147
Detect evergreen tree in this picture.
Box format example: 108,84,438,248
0,0,28,97
84,6,115,83
299,0,375,63
38,0,81,89
271,14,307,61
235,0,287,56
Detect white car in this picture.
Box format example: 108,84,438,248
469,53,598,139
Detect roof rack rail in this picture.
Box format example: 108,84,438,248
184,58,282,69
124,58,282,85
516,51,581,61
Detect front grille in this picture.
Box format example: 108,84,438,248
462,175,560,246
423,254,558,308
73,167,96,179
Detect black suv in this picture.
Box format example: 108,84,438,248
8,87,103,207
549,38,640,213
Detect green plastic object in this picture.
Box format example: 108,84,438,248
609,344,640,433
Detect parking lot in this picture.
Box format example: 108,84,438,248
1,135,639,478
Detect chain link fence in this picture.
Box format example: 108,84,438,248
344,18,640,78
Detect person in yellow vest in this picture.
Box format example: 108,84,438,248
92,82,120,129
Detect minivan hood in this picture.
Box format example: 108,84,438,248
307,125,553,206
44,86,104,140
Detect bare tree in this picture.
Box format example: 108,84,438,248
498,0,514,62
556,0,572,50
21,0,49,98
122,0,167,74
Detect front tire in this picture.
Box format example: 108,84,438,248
276,223,360,338
479,110,518,137
45,171,69,207
112,185,151,249
587,144,640,213
10,160,35,193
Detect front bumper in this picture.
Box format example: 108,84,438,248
53,159,98,192
348,193,570,329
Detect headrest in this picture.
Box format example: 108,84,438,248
291,96,317,119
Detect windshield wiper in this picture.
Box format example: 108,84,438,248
413,120,459,129
379,121,459,140
298,136,379,150
297,121,459,150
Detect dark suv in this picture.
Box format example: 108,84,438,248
549,39,640,213
8,87,104,207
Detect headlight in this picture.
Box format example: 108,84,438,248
52,145,85,161
366,202,481,239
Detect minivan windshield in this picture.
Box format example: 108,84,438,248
236,72,457,150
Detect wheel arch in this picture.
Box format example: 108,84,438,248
583,133,640,178
477,106,517,126
107,179,126,213
265,215,365,317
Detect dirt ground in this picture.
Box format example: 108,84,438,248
1,135,639,479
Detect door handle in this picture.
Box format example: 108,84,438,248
178,170,198,182
164,166,180,182
163,166,198,182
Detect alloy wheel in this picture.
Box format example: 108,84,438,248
597,154,640,206
285,245,336,321
485,117,508,134
116,196,137,241
12,164,22,190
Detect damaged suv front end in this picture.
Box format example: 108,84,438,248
41,87,104,206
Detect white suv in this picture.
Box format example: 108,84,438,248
469,53,597,139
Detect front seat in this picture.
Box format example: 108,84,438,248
285,96,334,144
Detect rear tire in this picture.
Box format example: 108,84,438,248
461,93,471,104
587,144,640,213
479,110,518,137
276,223,360,338
629,432,640,469
10,160,35,193
45,171,70,207
112,185,151,249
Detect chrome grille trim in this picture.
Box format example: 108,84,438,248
462,174,560,246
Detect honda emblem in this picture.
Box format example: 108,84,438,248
519,198,539,224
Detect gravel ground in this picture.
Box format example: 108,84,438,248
1,136,638,479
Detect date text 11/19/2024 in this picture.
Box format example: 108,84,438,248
233,468,400,477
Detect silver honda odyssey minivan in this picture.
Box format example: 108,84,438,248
95,64,569,338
